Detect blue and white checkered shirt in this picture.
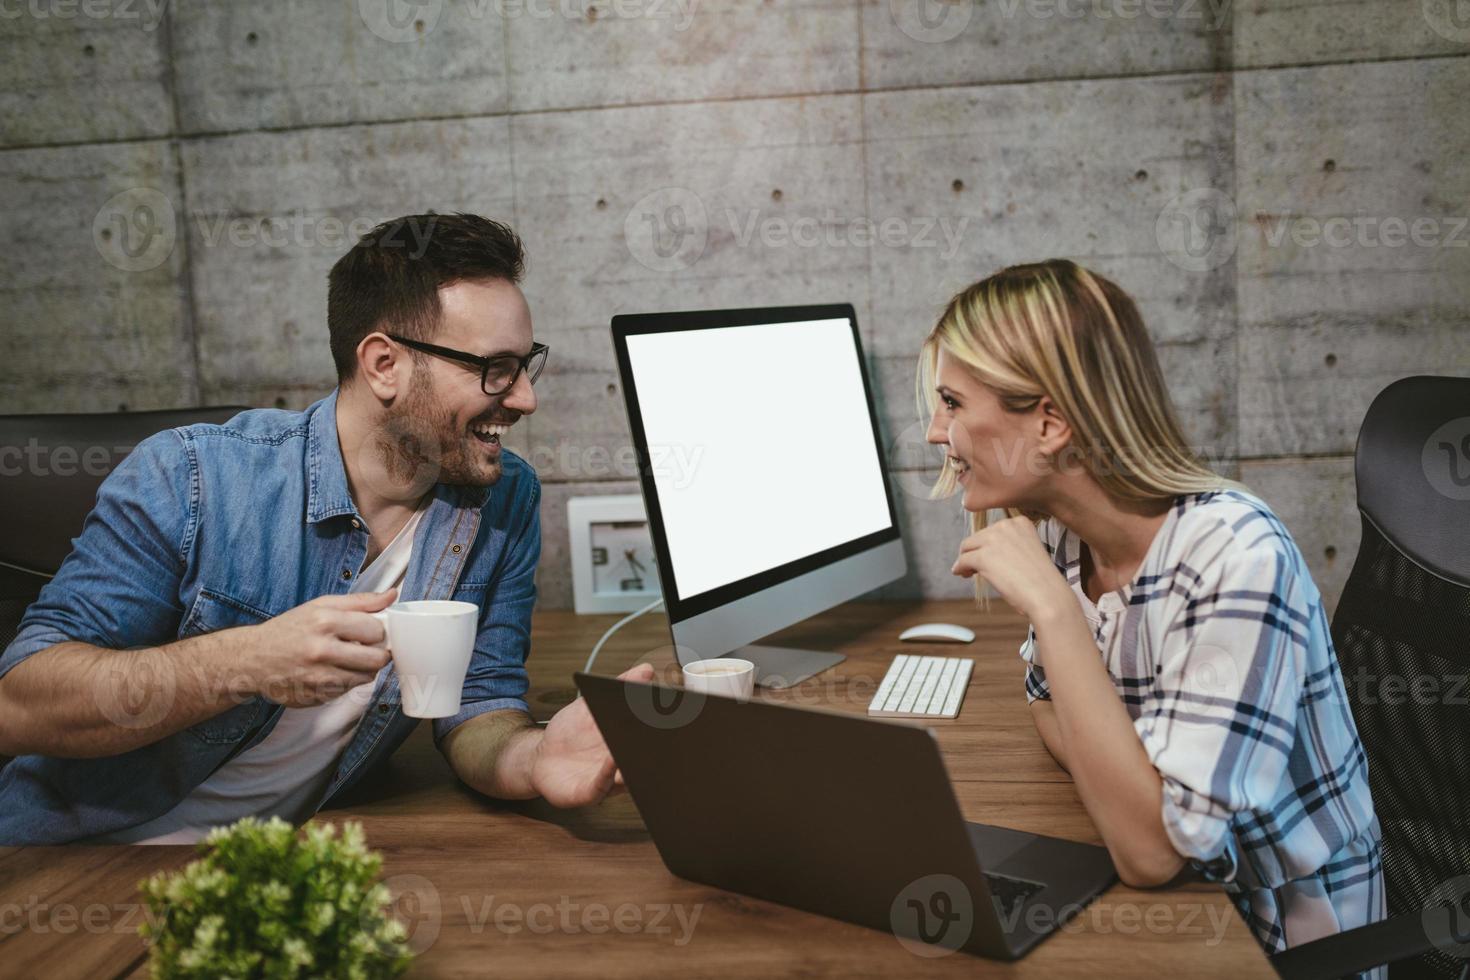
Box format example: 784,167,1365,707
1020,490,1384,961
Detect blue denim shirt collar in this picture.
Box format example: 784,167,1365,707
306,390,360,525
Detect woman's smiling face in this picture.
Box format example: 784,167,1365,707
924,346,1052,513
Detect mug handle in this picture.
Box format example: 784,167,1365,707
369,609,392,651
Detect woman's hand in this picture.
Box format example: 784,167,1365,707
956,519,1185,887
951,516,1075,623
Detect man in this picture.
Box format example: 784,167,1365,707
0,213,651,844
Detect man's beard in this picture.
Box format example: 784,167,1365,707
375,370,503,497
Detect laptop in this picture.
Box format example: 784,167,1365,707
574,672,1117,960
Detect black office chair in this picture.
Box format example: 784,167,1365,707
0,406,250,768
1271,376,1470,980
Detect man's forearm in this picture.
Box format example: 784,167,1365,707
0,631,257,759
441,709,541,800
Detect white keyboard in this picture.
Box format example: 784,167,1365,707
867,654,973,719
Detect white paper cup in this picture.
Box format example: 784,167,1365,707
681,658,756,700
371,600,478,718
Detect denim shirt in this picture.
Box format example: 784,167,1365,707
0,391,540,845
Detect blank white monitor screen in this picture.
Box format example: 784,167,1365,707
623,317,892,601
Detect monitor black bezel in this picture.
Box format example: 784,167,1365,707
610,303,902,624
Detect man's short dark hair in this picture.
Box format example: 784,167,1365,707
327,212,525,384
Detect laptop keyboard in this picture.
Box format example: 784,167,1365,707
985,872,1046,919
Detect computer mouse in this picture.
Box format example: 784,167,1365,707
898,623,975,644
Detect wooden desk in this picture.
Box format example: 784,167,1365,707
0,601,1274,978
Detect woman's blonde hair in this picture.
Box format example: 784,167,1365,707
917,259,1240,536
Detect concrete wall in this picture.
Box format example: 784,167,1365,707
1,0,1466,611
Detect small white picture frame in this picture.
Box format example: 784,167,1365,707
567,494,662,614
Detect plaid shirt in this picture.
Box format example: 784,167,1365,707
1020,490,1384,963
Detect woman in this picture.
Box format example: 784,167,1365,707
919,259,1383,962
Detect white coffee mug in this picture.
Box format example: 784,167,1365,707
681,658,756,700
370,600,478,718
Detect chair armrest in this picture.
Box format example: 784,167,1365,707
1270,907,1461,979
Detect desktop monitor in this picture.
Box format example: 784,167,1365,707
610,304,906,688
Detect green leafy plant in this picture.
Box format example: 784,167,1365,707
138,816,413,979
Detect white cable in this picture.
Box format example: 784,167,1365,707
583,597,665,674
0,558,54,579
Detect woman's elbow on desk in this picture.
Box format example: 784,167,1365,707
1110,840,1188,889
1094,780,1190,887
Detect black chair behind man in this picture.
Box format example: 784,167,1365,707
1271,375,1470,980
0,406,249,768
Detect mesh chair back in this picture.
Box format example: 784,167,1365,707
1330,376,1470,979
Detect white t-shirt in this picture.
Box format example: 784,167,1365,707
100,502,428,844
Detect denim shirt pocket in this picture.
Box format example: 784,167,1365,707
451,579,489,601
178,588,272,744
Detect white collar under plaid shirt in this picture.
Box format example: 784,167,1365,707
1019,490,1385,960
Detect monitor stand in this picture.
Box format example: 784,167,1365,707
731,645,845,690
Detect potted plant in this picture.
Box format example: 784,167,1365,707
138,816,414,978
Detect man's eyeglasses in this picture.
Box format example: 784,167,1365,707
387,334,549,396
